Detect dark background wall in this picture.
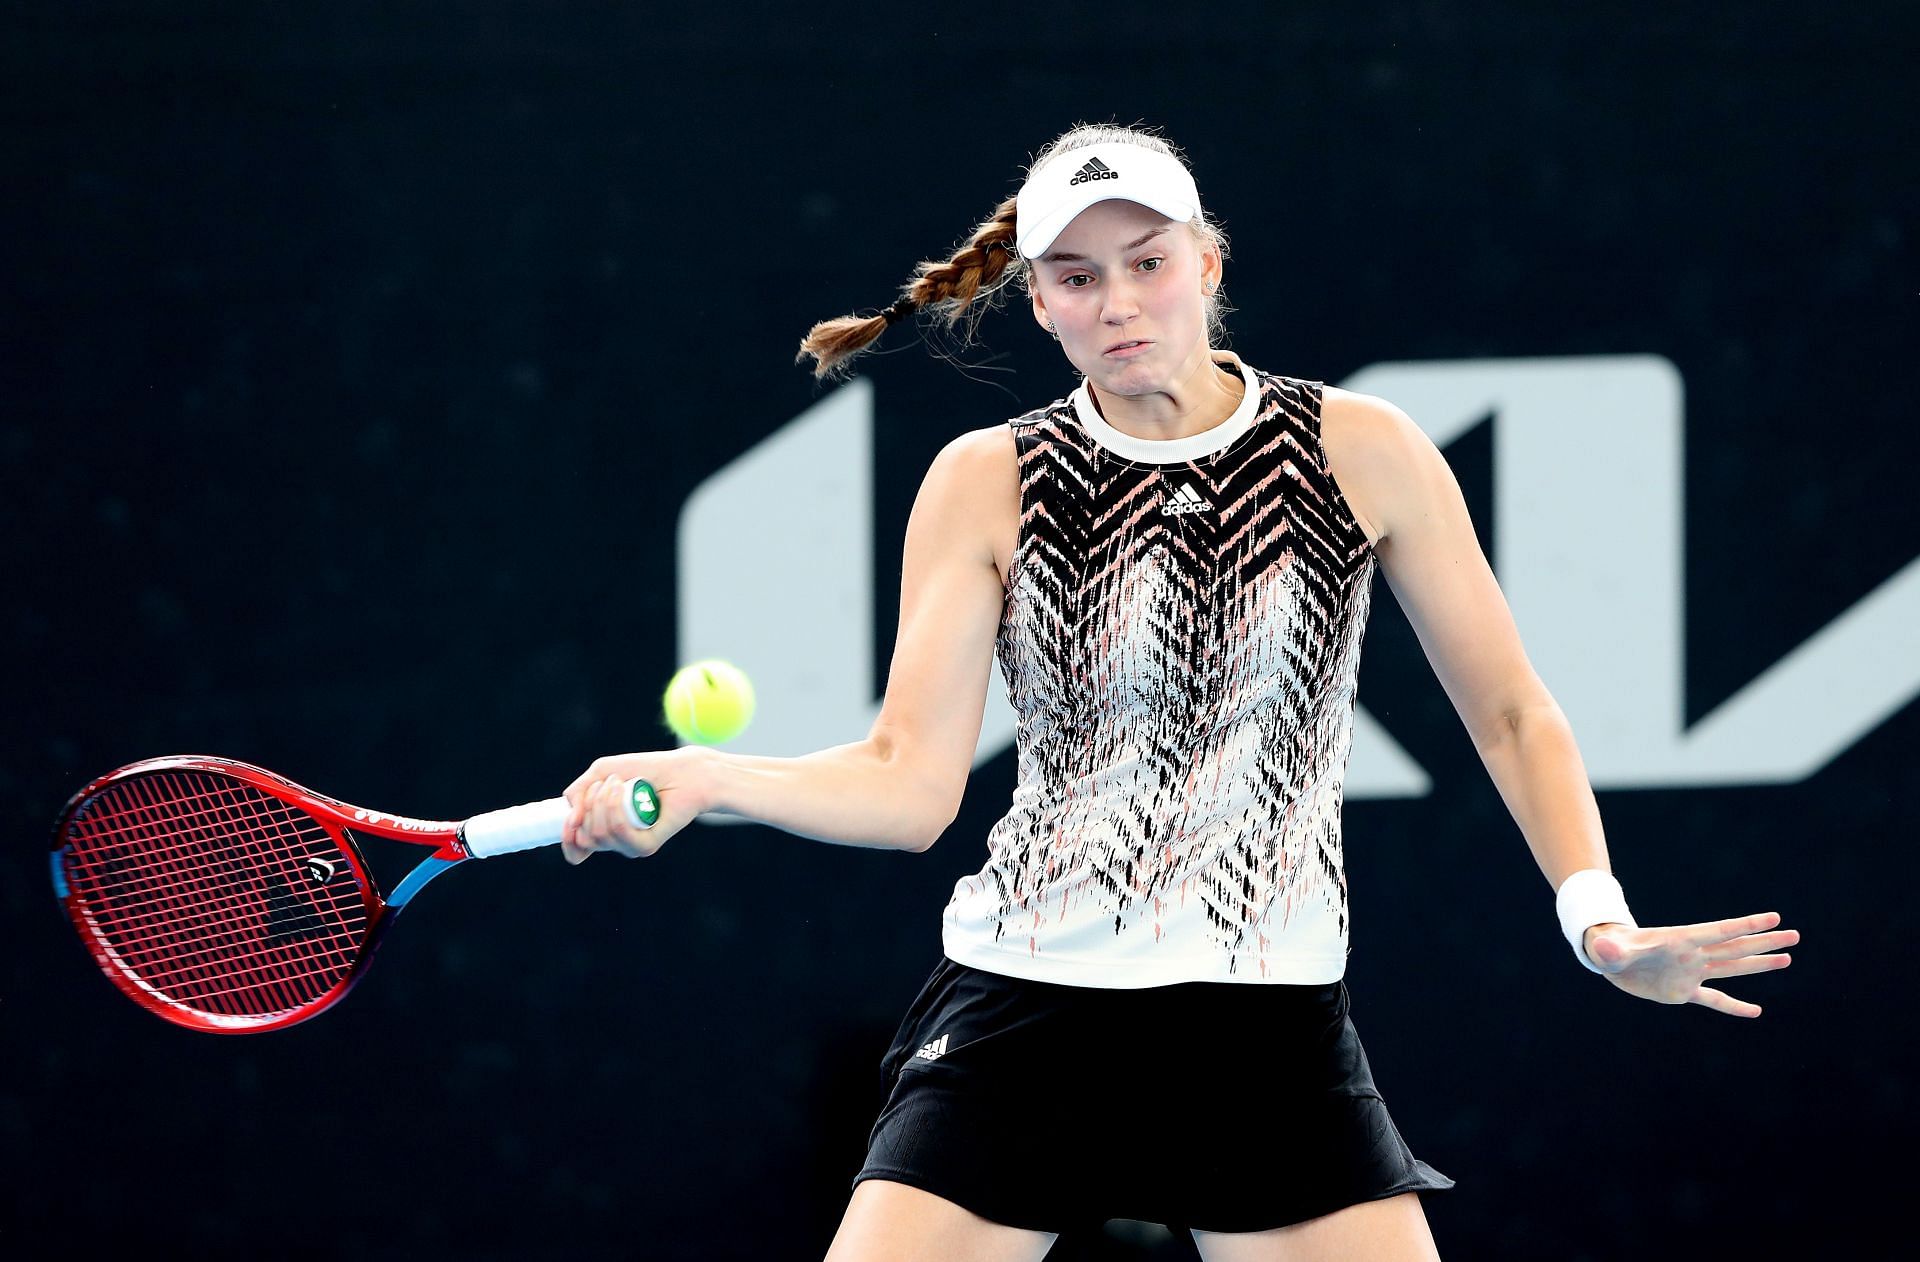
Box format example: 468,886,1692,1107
4,3,1914,1258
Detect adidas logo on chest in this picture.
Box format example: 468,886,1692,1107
1161,482,1213,515
913,1034,949,1062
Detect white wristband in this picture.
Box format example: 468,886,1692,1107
1555,869,1637,974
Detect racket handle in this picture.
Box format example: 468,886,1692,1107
462,779,663,859
463,797,570,858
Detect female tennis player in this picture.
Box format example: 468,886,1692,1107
559,123,1799,1260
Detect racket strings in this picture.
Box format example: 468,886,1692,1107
62,773,359,1015
65,773,364,1016
61,771,371,1021
65,779,315,993
73,867,364,990
121,957,385,1008
60,790,365,927
64,780,361,952
90,772,369,992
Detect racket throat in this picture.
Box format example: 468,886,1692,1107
386,855,463,908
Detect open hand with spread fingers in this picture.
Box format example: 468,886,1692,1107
1582,912,1797,1017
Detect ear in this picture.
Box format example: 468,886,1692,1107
1200,237,1223,294
1030,288,1051,331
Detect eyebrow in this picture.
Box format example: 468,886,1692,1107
1039,226,1170,264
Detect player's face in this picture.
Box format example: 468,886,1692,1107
1030,198,1219,395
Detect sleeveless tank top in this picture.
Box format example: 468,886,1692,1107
941,351,1379,987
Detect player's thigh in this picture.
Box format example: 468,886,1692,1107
1189,1191,1439,1262
823,1178,1059,1262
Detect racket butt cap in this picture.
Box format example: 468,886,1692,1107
624,779,661,829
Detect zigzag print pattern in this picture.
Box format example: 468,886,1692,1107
952,368,1377,981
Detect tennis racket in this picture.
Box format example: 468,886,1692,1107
50,754,661,1034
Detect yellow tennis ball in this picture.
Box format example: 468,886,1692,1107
663,659,756,745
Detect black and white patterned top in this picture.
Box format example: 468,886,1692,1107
942,351,1379,986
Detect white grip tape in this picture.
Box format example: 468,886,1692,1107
462,797,570,859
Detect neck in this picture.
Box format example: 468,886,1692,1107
1086,345,1245,440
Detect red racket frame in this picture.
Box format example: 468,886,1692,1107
51,754,475,1034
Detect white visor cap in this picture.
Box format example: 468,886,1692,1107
1015,142,1202,260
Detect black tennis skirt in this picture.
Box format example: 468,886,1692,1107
853,952,1455,1235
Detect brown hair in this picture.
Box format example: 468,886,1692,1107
796,123,1230,380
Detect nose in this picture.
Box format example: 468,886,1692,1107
1100,271,1141,324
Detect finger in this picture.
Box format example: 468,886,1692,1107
571,782,606,854
1704,953,1792,979
565,775,607,843
1690,985,1763,1018
588,776,617,845
1686,911,1782,947
1703,928,1799,961
1584,931,1626,970
574,779,597,845
563,763,600,808
591,783,636,856
560,831,591,866
569,779,601,852
607,787,660,857
607,809,647,857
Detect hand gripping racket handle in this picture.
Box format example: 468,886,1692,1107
461,778,662,859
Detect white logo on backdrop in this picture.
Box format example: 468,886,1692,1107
679,357,1920,821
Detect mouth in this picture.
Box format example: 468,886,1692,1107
1103,339,1153,357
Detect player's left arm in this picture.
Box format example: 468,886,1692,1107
1319,386,1603,891
1320,387,1796,1014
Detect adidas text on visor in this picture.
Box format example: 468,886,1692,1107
1015,143,1202,260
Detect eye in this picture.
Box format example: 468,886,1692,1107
1138,256,1164,272
1062,274,1093,288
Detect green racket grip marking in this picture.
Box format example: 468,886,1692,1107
623,778,661,829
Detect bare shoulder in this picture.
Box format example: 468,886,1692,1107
1320,384,1421,456
923,423,1020,577
1318,385,1441,548
928,424,1017,511
941,421,1016,472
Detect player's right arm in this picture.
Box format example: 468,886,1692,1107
562,425,1014,859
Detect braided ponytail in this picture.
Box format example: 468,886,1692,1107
795,195,1021,381
796,122,1231,382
